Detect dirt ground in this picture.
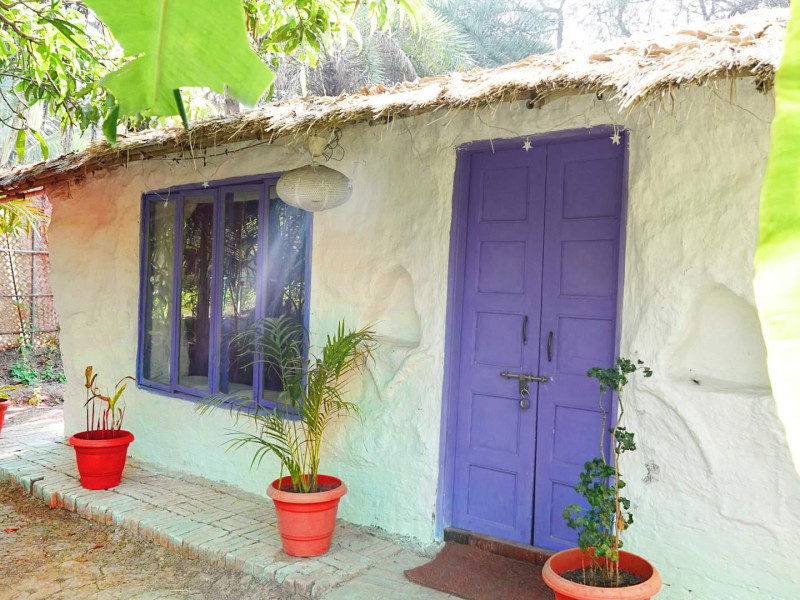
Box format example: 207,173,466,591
0,345,66,406
0,482,299,600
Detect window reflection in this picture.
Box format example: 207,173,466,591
178,195,214,391
264,187,308,399
220,190,260,396
142,199,174,385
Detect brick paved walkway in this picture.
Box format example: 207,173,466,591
0,407,452,599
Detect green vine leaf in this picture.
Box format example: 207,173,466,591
83,0,274,118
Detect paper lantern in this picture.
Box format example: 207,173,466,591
276,162,353,212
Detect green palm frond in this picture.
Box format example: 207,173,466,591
430,0,553,68
394,6,473,76
0,199,46,237
197,316,375,493
269,0,552,99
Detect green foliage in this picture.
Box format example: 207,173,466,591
426,0,552,69
588,358,653,395
0,1,118,161
563,358,652,587
273,0,553,99
0,1,419,151
40,340,65,383
0,383,17,401
755,0,800,464
0,199,46,347
0,199,46,238
198,316,375,493
247,0,420,66
40,360,54,381
10,344,38,386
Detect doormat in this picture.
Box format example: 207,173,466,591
404,542,555,600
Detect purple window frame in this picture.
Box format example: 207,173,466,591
136,173,313,406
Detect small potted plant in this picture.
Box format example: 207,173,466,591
199,316,375,557
542,358,662,600
69,366,135,490
0,384,18,437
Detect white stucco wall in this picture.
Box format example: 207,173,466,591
47,79,799,599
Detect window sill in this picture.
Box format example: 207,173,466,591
135,380,299,416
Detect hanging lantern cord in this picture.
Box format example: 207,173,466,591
322,128,344,162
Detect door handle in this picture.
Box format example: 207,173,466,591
522,315,528,345
547,331,554,362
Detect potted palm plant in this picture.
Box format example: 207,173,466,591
542,358,662,600
199,316,375,557
69,367,135,490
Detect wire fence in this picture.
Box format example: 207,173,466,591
0,196,58,350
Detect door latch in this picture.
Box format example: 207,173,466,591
499,372,548,383
499,372,547,409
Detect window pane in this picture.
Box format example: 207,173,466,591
264,187,308,400
142,199,175,385
178,195,215,391
220,190,259,396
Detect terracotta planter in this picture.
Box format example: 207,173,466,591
0,399,9,436
543,548,662,600
69,430,134,490
267,475,347,557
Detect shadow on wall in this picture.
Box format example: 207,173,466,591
632,284,800,595
666,284,771,394
361,264,422,391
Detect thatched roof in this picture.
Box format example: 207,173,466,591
0,8,785,198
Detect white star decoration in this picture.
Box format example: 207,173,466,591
202,181,210,188
610,129,621,145
522,138,532,151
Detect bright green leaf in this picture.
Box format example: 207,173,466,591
102,104,120,145
82,0,275,117
755,1,800,468
31,130,49,160
14,130,26,163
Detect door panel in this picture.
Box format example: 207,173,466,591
533,137,624,550
449,134,625,550
451,147,547,543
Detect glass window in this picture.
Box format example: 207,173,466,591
138,178,310,405
141,199,175,386
220,190,260,396
178,195,215,392
264,186,308,402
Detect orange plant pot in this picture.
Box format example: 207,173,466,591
543,548,662,600
267,475,347,557
0,399,9,437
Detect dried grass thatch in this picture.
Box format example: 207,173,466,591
0,8,785,198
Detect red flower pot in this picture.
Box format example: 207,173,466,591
543,548,662,600
69,430,134,490
0,399,9,437
267,475,347,557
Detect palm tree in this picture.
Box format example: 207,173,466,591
272,0,554,99
426,0,553,68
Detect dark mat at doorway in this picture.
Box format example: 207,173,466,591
405,542,555,600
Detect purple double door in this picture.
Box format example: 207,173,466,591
450,133,624,550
